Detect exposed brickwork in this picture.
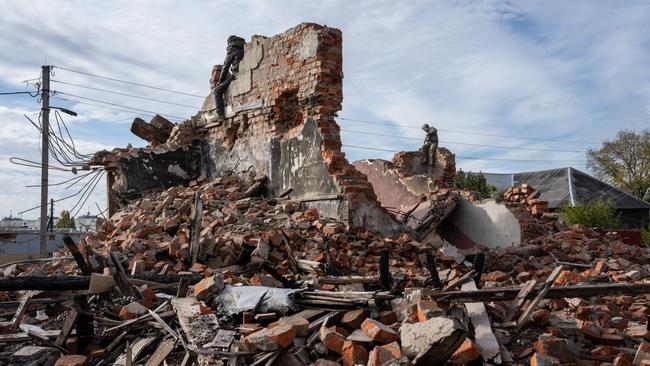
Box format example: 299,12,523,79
197,23,388,228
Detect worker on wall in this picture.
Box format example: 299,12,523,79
420,123,438,167
213,35,246,121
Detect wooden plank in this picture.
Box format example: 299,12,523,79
516,265,564,331
502,279,537,323
9,294,32,331
189,192,203,266
426,281,650,303
0,329,61,342
319,276,380,284
147,309,179,340
114,336,157,366
144,338,176,366
55,308,78,347
63,236,92,275
110,252,139,299
442,270,476,292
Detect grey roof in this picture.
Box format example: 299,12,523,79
479,167,650,210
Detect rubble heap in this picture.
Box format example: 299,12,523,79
502,184,559,241
3,175,650,365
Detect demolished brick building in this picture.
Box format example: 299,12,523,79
93,23,401,237
5,22,650,366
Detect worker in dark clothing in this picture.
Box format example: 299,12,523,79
420,123,438,166
214,35,246,120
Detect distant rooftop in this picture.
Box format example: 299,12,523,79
478,167,650,210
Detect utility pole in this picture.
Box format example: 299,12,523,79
48,198,54,232
39,65,51,257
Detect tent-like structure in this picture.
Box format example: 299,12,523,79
480,167,650,229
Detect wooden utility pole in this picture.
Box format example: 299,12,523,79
39,65,51,257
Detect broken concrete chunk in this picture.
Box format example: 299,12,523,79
192,273,225,302
400,317,466,365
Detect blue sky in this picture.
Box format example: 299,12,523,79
0,0,649,219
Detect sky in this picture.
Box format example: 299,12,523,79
0,0,649,219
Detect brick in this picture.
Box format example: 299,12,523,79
450,339,481,364
245,324,296,351
270,316,309,337
320,325,346,354
341,309,367,329
341,341,368,366
534,334,576,363
192,273,224,302
367,342,402,366
55,355,88,366
530,352,560,366
118,301,148,320
360,318,398,344
378,310,397,325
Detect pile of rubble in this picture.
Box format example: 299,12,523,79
3,175,650,366
502,184,561,241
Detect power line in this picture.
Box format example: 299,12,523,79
0,91,38,97
341,129,584,153
337,117,600,145
51,96,166,120
51,79,202,109
54,91,189,121
343,144,586,164
54,65,205,99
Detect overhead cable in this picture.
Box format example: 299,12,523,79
51,79,202,109
342,144,586,164
54,91,188,121
337,117,600,145
341,129,584,153
54,65,205,98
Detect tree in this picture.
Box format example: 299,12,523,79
56,210,76,229
587,129,650,199
560,200,621,229
454,170,498,198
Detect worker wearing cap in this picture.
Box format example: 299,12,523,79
213,35,246,121
421,123,438,166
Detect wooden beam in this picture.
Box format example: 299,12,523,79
516,266,563,331
55,308,78,347
189,192,203,266
110,252,139,299
144,338,176,366
427,281,650,303
63,236,92,275
502,279,536,323
9,294,32,332
0,273,202,291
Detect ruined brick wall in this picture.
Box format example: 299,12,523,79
199,23,400,235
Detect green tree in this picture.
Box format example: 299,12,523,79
454,170,498,198
587,129,650,199
56,210,76,229
560,200,621,229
